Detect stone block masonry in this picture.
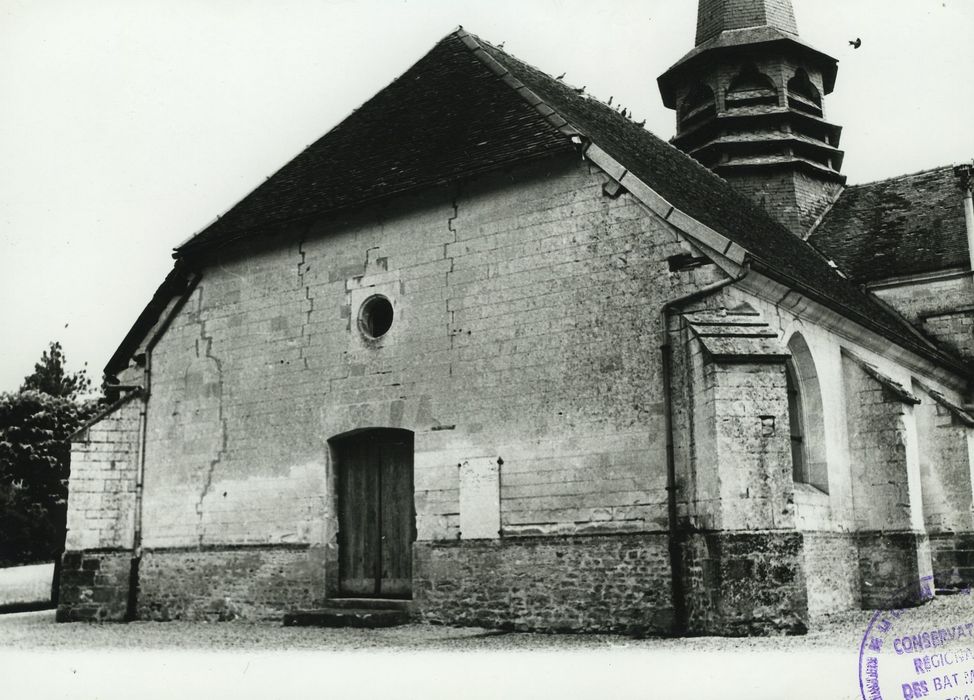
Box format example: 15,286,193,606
65,394,142,551
857,532,932,609
681,531,808,636
137,545,327,621
57,550,132,622
414,534,675,635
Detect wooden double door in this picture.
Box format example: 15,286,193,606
335,430,415,598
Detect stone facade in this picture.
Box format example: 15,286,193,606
57,1,974,636
415,534,674,634
137,545,326,621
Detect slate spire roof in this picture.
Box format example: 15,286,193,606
162,29,966,378
695,0,799,46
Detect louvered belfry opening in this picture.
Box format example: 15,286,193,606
658,0,847,235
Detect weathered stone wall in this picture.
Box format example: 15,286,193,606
914,384,974,534
65,395,142,551
56,550,132,622
923,309,974,362
870,274,974,363
857,532,933,608
414,534,673,634
59,395,143,621
140,156,720,556
675,323,796,532
682,531,807,635
842,355,923,532
115,156,742,623
137,545,326,621
931,533,974,587
671,314,806,633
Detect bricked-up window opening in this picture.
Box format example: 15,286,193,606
359,295,394,339
786,333,829,493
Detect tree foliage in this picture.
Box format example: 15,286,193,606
20,341,92,399
1,342,99,566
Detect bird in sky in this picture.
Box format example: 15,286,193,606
556,72,566,80
849,37,862,48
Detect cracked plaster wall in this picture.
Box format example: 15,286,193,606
138,155,732,552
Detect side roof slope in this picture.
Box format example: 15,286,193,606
132,30,965,378
811,166,969,282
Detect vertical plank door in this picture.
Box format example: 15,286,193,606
337,440,381,596
379,437,414,597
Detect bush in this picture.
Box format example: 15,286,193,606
0,391,96,566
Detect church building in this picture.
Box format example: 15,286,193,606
57,0,974,635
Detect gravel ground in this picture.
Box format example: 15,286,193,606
0,597,945,651
2,593,972,700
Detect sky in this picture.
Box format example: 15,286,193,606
1,0,973,393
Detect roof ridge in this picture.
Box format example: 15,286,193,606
461,34,966,375
454,29,582,140
846,162,961,189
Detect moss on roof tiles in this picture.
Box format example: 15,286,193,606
811,166,968,282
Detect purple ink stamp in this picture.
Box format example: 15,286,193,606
859,574,974,699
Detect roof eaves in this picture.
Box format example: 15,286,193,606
69,389,143,442
585,143,748,265
752,257,969,377
458,35,749,267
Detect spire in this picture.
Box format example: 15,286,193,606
657,0,845,236
695,0,798,46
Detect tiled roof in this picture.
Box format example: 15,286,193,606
811,166,969,282
171,29,965,376
178,34,573,253
468,35,960,371
695,0,798,45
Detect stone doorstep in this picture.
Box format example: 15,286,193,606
282,598,412,628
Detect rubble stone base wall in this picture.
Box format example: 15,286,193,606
57,549,133,622
136,545,327,621
682,530,808,635
930,532,974,588
857,531,933,608
414,533,675,635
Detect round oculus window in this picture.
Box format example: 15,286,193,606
358,295,394,339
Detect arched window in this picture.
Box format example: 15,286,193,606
679,83,716,131
787,69,823,116
725,64,778,109
786,334,829,493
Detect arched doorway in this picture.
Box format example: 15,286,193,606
330,429,415,598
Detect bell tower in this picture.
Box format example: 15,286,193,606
658,0,845,236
